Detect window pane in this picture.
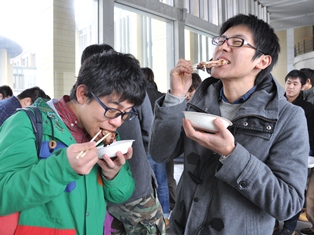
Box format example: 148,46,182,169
190,0,200,17
75,0,98,69
114,4,174,93
209,0,219,25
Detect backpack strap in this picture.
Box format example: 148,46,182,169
16,107,43,155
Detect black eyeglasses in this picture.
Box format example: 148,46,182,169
212,36,266,55
91,92,138,121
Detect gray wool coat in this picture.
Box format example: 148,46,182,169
149,74,309,235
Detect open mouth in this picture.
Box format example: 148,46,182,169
99,128,117,146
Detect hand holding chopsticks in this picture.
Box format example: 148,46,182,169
76,130,111,159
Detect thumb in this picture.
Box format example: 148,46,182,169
213,117,227,133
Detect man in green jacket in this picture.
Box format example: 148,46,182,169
0,51,146,235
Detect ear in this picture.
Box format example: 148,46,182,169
20,97,32,108
306,78,312,84
76,84,88,105
255,54,272,70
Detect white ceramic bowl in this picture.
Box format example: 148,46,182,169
183,111,232,133
97,140,135,158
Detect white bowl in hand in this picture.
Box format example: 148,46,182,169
183,111,232,133
97,140,135,158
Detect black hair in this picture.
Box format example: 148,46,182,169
0,85,13,98
300,68,314,85
81,44,114,65
189,73,202,91
71,51,146,107
285,69,307,85
220,14,280,80
141,67,155,84
17,86,48,103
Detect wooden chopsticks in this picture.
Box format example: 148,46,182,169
76,130,110,159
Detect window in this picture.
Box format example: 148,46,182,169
75,0,98,69
114,4,174,93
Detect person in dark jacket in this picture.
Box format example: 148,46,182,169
301,68,314,104
142,67,170,226
143,67,164,111
0,86,49,126
284,70,314,154
149,14,309,235
274,69,314,235
300,68,314,235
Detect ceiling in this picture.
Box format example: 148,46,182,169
258,0,314,31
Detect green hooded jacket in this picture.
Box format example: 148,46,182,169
0,98,135,235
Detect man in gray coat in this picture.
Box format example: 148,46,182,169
149,14,309,235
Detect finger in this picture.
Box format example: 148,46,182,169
177,58,191,66
101,154,116,169
124,147,133,160
213,117,228,134
174,60,192,73
182,118,196,136
175,64,193,75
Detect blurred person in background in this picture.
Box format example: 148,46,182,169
301,68,314,104
0,85,13,100
300,67,314,235
0,86,49,126
142,66,171,228
186,73,202,102
273,69,314,235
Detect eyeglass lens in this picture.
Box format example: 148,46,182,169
213,36,243,47
105,109,137,121
212,36,265,55
91,92,137,121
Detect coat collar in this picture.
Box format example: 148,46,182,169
188,73,284,122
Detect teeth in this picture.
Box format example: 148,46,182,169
219,59,230,65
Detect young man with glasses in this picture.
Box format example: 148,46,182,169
0,51,146,235
149,14,309,234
